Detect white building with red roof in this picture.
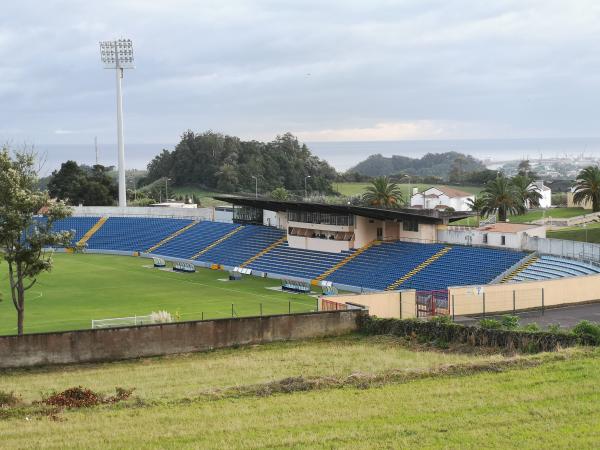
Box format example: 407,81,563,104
410,186,475,212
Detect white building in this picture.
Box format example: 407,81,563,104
528,181,552,208
410,186,475,212
439,223,547,250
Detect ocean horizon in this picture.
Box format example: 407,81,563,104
29,137,600,175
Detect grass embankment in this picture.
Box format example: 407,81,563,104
548,221,600,243
0,335,598,448
452,207,587,226
0,254,316,336
0,335,497,403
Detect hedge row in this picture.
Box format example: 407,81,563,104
357,316,591,353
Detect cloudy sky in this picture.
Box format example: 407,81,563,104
1,0,600,157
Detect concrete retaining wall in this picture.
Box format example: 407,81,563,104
0,311,362,369
320,291,417,319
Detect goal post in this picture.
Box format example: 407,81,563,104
91,315,153,329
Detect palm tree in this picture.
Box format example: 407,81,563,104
362,176,403,208
480,174,525,221
466,196,486,220
573,166,600,212
511,175,542,210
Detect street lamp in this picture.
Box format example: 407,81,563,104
165,177,172,202
251,176,258,198
128,177,137,201
304,175,311,198
99,39,135,208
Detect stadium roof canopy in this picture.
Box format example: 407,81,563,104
213,195,473,224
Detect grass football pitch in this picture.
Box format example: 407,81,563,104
0,253,317,336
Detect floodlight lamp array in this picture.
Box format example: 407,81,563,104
99,39,134,69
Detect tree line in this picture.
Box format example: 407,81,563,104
141,131,337,195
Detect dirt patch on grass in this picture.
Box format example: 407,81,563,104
200,350,580,400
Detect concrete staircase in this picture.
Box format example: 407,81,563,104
500,254,540,283
76,216,108,247
386,246,453,291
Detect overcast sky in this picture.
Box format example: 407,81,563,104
1,0,600,150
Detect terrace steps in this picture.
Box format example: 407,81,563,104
386,246,453,291
146,221,199,253
500,255,540,283
191,226,245,260
311,240,379,285
76,216,108,247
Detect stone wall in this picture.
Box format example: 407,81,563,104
0,311,362,369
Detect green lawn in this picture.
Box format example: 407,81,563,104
168,186,226,207
0,339,597,448
548,221,600,243
452,207,587,226
0,254,316,336
334,182,483,199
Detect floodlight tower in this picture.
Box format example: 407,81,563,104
99,39,135,207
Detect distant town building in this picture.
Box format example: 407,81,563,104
528,181,552,208
410,186,475,212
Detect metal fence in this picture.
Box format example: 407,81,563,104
524,236,600,265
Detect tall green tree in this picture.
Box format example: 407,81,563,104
48,161,117,206
480,174,525,221
142,131,336,194
362,176,403,208
0,149,73,335
512,175,542,209
573,166,600,212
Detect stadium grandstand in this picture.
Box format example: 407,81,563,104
42,196,600,296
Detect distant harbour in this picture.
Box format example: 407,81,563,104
33,137,600,174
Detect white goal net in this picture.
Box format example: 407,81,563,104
91,315,153,329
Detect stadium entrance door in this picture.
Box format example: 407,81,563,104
416,290,449,317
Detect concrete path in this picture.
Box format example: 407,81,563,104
455,302,600,329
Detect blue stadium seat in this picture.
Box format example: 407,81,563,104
197,225,286,267
42,216,597,292
49,217,102,246
152,221,241,259
85,217,193,252
511,255,600,282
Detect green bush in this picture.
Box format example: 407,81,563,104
572,321,600,344
522,323,541,332
500,315,520,330
479,318,502,329
546,324,562,333
430,315,453,325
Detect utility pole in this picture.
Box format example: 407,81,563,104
94,136,99,165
